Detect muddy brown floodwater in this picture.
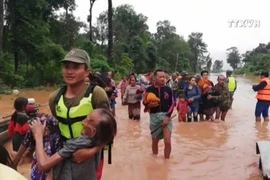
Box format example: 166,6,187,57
1,74,268,180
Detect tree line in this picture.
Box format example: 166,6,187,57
0,1,268,93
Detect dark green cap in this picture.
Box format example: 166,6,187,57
61,49,90,68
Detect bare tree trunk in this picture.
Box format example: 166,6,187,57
13,0,18,72
107,0,113,63
0,0,3,53
64,5,70,50
89,2,93,41
89,0,96,42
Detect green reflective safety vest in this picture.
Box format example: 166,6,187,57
227,77,236,92
54,84,113,164
54,85,95,139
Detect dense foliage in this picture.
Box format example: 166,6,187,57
1,1,267,92
0,1,212,91
233,43,270,75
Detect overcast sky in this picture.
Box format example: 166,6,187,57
73,0,270,70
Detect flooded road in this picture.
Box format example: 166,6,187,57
1,74,268,180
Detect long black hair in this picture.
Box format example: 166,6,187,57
11,97,28,126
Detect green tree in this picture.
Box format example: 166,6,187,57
212,60,223,73
129,36,147,73
188,32,208,73
226,47,241,70
153,20,191,71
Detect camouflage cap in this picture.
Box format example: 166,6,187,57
61,49,90,68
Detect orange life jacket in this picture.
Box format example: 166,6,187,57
256,78,270,100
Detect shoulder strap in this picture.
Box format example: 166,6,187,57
54,85,67,105
84,84,96,97
54,84,96,106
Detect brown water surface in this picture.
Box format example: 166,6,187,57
1,74,268,180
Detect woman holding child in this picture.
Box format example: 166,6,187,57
197,70,215,121
123,76,143,120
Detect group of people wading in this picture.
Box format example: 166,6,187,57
116,69,237,159
1,48,241,179
1,47,270,180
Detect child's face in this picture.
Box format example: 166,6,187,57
81,110,100,137
179,97,185,101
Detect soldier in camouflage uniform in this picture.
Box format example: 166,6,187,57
207,75,232,121
166,73,178,105
177,70,189,97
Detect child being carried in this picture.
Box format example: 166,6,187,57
143,92,160,112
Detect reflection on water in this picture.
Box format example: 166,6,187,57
1,74,269,179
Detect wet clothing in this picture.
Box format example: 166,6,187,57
254,78,270,101
109,84,117,109
144,85,174,117
177,79,188,96
96,158,104,180
54,136,99,180
12,133,25,152
252,81,267,92
49,84,110,179
124,85,141,104
197,78,214,95
23,115,61,180
213,84,232,111
49,85,109,116
150,112,172,139
8,111,29,151
202,90,218,116
227,77,237,92
177,101,188,116
255,101,270,117
197,78,214,114
124,85,142,119
145,85,174,139
184,85,201,115
253,78,270,117
128,102,141,120
166,78,178,90
117,80,128,105
170,79,178,102
144,85,174,139
227,77,237,101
